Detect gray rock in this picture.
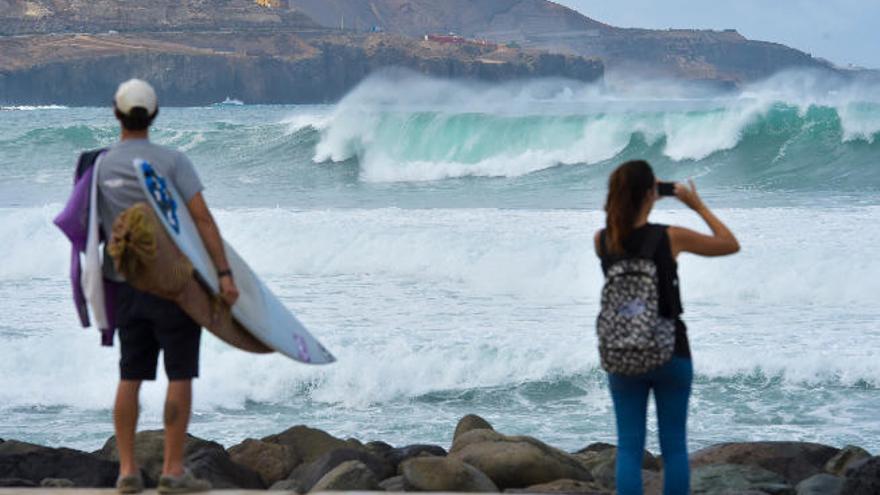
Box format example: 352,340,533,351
691,463,792,495
691,442,840,484
0,440,48,456
574,443,616,455
509,478,609,494
401,456,498,492
840,456,880,495
795,474,842,495
379,475,406,492
262,425,359,464
0,443,118,487
450,429,507,453
40,478,75,488
574,445,660,489
228,438,300,486
186,448,265,489
0,478,37,487
269,479,302,491
288,447,393,492
309,460,379,492
824,445,871,477
386,444,447,471
449,432,593,489
96,430,224,486
454,414,495,442
366,441,395,457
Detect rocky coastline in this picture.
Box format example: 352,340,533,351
0,31,603,106
1,414,877,494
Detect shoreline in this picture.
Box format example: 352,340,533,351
1,414,877,494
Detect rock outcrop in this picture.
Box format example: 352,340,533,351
0,418,874,494
401,456,498,492
690,441,840,485
449,429,594,489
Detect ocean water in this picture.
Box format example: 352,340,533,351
1,72,879,454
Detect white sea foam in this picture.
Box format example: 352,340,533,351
309,71,879,182
3,202,879,451
1,105,68,111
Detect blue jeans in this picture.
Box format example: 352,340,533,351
608,357,693,495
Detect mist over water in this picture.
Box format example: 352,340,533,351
1,71,879,452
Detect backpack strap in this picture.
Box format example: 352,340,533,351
75,148,108,182
637,225,665,259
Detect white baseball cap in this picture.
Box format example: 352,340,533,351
114,79,158,115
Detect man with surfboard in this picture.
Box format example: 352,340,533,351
55,77,334,492
100,79,237,493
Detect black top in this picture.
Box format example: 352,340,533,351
599,223,691,358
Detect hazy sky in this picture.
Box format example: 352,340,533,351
556,0,879,69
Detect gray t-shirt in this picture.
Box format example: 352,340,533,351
96,138,204,280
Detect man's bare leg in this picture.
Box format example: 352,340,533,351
114,380,142,477
162,379,192,477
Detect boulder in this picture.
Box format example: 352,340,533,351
690,464,793,495
401,456,498,492
40,478,75,488
0,440,49,456
185,448,265,489
386,444,447,471
450,429,507,453
449,432,593,489
454,414,495,441
574,445,660,489
795,474,843,495
366,441,395,457
228,438,299,486
310,460,379,492
690,442,840,484
0,443,118,487
841,456,880,495
509,478,609,494
0,478,37,487
824,445,871,477
262,425,359,464
269,479,301,491
96,430,224,485
379,474,406,491
288,447,393,492
574,443,616,455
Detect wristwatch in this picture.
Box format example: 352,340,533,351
218,269,233,279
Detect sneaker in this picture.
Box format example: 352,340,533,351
116,473,144,494
158,468,212,494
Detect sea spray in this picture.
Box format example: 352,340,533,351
1,72,879,453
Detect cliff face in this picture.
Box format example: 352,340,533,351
287,0,835,84
0,0,837,106
0,0,317,35
0,32,603,105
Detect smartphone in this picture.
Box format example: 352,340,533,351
657,182,676,197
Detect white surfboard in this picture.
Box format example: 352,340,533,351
133,159,335,365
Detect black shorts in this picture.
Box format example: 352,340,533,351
115,283,202,381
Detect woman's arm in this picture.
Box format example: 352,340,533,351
668,180,740,258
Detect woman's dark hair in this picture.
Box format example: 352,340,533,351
114,106,158,131
604,160,656,255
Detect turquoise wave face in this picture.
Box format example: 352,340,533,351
2,74,879,209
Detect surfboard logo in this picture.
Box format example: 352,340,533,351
141,161,181,234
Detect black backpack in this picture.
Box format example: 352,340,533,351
596,227,675,375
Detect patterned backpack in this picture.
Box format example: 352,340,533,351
597,227,676,375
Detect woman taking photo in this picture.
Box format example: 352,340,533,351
594,160,739,495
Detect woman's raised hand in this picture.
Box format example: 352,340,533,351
675,179,705,212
